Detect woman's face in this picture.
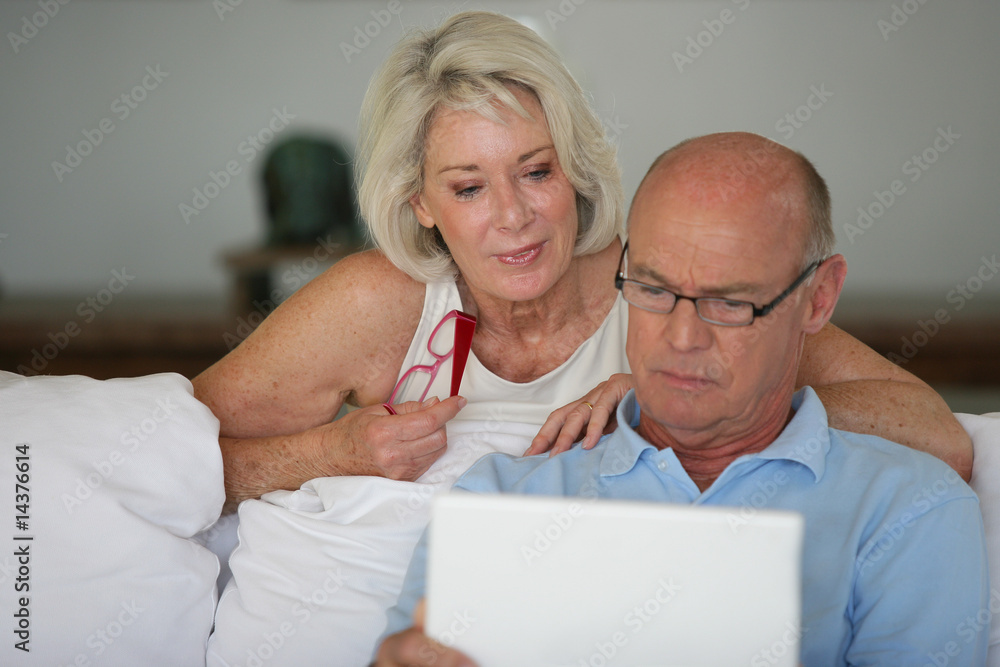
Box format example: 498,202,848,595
410,87,579,303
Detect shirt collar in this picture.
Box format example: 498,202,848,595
599,387,831,482
598,391,650,477
754,386,831,482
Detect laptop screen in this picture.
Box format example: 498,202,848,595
426,492,803,667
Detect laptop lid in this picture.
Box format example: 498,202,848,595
426,493,803,667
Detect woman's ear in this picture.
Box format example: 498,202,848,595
409,193,436,230
802,254,847,335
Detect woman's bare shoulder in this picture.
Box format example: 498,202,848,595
194,249,428,433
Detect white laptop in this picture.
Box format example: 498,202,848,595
426,493,804,667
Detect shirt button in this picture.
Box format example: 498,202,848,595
657,460,669,472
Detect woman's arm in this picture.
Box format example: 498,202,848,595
215,397,463,514
797,323,972,480
530,323,971,480
194,250,462,512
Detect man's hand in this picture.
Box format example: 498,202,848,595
525,373,633,456
375,601,476,667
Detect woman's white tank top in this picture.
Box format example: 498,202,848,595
392,280,631,426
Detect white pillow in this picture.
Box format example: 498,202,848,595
207,420,537,667
961,411,1000,665
0,371,224,666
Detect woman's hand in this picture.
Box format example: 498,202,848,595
219,395,466,513
321,396,467,481
375,600,476,667
525,373,633,456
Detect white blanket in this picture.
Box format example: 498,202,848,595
207,420,538,667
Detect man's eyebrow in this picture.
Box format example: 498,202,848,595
437,145,555,175
629,265,761,297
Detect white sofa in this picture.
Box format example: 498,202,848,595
1,371,997,666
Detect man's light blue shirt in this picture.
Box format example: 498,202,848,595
388,388,989,665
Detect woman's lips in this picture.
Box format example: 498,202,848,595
494,242,543,267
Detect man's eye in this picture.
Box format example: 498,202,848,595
637,284,669,299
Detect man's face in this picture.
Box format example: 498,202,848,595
625,165,813,444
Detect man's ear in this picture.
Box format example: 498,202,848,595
409,193,436,230
802,254,847,335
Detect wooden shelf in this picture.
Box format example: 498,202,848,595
832,295,1000,386
2,293,997,388
0,297,231,380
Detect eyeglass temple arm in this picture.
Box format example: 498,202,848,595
450,312,477,397
752,260,823,318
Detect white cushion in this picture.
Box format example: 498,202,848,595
0,371,224,666
207,420,537,667
961,412,1000,664
193,511,241,596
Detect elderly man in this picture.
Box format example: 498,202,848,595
377,133,989,666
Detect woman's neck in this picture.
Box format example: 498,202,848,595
459,238,621,339
458,238,622,382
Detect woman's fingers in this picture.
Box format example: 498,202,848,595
525,374,634,456
329,396,465,480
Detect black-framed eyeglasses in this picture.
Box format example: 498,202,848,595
614,241,823,327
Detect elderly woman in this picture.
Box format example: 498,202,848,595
195,11,969,665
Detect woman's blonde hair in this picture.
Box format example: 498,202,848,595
356,11,624,282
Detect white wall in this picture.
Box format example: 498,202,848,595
1,0,997,309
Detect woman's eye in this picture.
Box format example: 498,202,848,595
454,185,480,199
526,168,551,182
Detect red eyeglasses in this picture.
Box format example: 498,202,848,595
383,309,476,414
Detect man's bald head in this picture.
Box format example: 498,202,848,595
633,132,834,268
621,131,847,456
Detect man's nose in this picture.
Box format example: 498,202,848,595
662,298,713,352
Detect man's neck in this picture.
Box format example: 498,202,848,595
636,396,795,493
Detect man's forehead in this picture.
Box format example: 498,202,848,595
627,196,803,292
